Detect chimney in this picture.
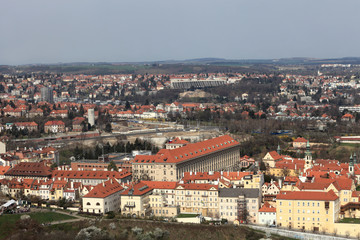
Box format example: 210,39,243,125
190,172,192,176
71,182,74,189
102,182,105,187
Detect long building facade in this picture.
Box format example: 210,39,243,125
132,135,240,182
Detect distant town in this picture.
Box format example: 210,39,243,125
1,63,360,239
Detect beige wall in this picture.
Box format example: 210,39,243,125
121,193,151,217
83,192,121,214
276,198,340,232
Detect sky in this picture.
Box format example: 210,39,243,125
1,0,360,65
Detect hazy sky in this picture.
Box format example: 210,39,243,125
1,0,360,65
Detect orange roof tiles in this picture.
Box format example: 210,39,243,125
133,135,239,164
277,190,338,201
84,178,123,198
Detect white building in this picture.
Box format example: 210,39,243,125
82,178,123,214
258,202,276,226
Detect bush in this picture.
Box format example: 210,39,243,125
106,211,115,219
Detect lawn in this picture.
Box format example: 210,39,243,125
0,211,76,239
177,213,199,218
339,218,360,224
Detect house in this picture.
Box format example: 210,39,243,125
276,190,340,233
120,182,153,217
175,183,219,218
341,113,355,123
82,178,123,214
165,137,189,149
292,137,308,149
263,151,282,168
258,202,276,226
44,120,65,133
50,109,68,118
219,188,260,223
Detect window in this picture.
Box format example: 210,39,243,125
96,202,100,206
87,202,91,205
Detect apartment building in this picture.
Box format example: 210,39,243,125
82,178,123,214
276,190,340,232
120,182,153,217
175,183,219,218
219,188,260,223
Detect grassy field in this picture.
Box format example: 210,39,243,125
339,218,360,224
0,211,76,239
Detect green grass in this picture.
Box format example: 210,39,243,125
177,213,199,218
339,218,360,224
0,211,76,239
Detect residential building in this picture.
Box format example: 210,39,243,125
276,190,340,232
219,188,260,223
82,178,123,214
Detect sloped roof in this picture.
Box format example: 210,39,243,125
277,190,338,201
84,178,123,198
133,135,239,164
5,162,52,177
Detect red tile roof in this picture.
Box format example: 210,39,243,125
52,170,131,180
259,202,276,212
121,182,153,196
293,137,307,143
133,135,239,164
277,190,338,201
5,162,52,177
84,178,123,198
141,181,177,189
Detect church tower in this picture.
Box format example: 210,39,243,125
304,141,313,171
349,154,354,176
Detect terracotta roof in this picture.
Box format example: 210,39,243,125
293,137,307,143
84,178,123,198
259,202,276,212
45,120,65,126
52,170,131,180
121,182,153,196
0,166,10,175
5,162,52,177
141,181,177,189
277,190,338,201
168,137,189,145
133,135,239,164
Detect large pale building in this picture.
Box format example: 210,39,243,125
276,190,340,232
132,135,240,181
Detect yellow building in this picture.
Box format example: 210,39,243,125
276,190,340,233
120,182,153,217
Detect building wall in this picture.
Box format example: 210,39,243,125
259,211,276,226
83,192,120,214
132,145,240,182
175,188,219,218
276,198,340,232
120,193,151,217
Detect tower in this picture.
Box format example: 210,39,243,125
41,87,54,103
277,144,281,155
349,154,354,176
304,141,313,171
88,108,95,126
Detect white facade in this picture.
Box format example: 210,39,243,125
259,211,276,226
83,192,121,214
